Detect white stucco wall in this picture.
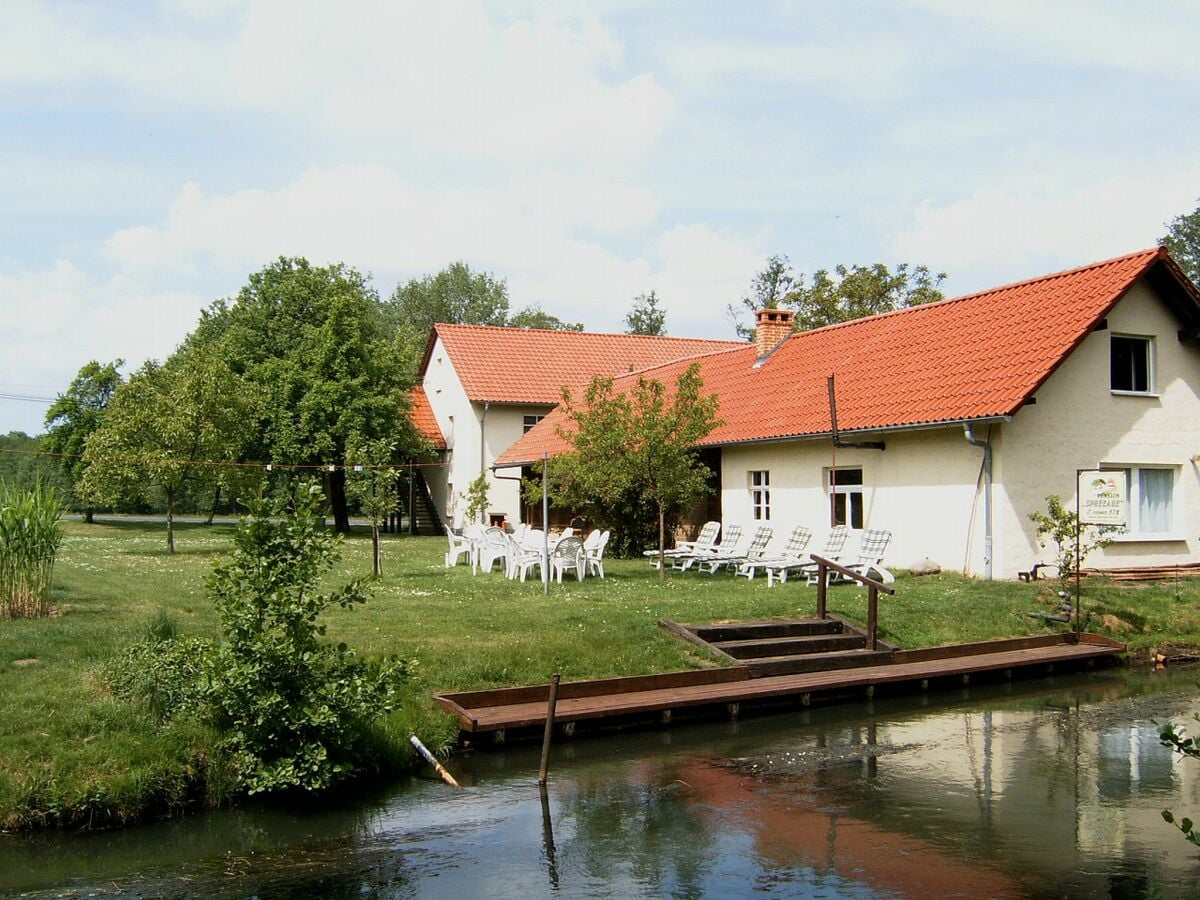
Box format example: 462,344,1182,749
720,427,990,575
719,279,1200,578
996,280,1200,573
420,337,555,529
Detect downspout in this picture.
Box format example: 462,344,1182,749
479,401,489,525
964,423,993,579
479,402,489,476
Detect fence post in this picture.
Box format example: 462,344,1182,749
816,561,828,619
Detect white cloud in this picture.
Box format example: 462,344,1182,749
909,0,1200,76
98,164,760,337
662,37,912,101
0,260,206,433
892,168,1200,292
0,1,671,166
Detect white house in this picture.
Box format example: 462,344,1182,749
497,248,1200,578
414,324,740,529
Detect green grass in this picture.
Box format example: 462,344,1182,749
2,518,1198,829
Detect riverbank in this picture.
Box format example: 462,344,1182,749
2,519,1198,830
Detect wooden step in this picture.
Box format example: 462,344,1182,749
746,648,895,678
713,633,867,659
690,618,844,643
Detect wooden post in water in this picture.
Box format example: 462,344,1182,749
538,673,561,785
867,585,878,650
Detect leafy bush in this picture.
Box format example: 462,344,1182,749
102,488,409,797
1028,494,1116,589
202,487,408,794
104,635,212,723
0,479,64,618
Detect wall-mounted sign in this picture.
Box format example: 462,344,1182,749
1078,469,1126,526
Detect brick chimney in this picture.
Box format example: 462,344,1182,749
754,308,794,358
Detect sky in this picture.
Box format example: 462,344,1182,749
3,0,1199,435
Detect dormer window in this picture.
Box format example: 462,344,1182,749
1110,334,1154,394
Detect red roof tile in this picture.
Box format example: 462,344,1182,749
498,248,1195,465
409,386,446,450
424,324,743,405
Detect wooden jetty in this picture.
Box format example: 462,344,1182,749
434,628,1126,745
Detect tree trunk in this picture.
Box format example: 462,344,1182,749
84,507,94,524
658,504,666,580
166,487,176,554
327,468,351,533
206,485,221,526
372,522,382,577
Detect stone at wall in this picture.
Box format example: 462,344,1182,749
909,558,942,576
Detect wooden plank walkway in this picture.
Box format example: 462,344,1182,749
436,634,1125,736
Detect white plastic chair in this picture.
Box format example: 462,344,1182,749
585,530,610,579
755,525,814,584
834,529,895,585
461,523,486,574
700,525,772,575
675,524,742,572
477,526,510,574
444,525,472,568
508,529,546,581
549,536,586,583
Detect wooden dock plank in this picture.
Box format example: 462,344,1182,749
444,640,1121,732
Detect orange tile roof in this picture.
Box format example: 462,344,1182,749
408,386,446,450
423,324,743,405
498,248,1198,465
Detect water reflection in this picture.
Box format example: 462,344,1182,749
4,669,1200,897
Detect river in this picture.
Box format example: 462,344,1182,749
3,667,1199,897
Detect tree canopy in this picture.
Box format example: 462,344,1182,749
728,255,946,339
187,257,427,532
624,291,667,336
79,348,257,552
388,261,585,362
542,363,721,573
42,359,123,521
1162,198,1200,287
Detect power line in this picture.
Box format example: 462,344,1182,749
0,393,55,404
0,447,445,472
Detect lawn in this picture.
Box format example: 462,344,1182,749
2,518,1198,829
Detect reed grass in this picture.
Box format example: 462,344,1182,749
0,480,64,619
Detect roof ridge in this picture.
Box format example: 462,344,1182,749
434,322,743,344
606,343,757,382
782,246,1162,340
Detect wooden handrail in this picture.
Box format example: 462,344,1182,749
811,554,895,651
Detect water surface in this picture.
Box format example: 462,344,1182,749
3,668,1199,897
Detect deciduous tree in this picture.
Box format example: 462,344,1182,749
195,258,424,533
625,291,667,336
79,348,257,552
1162,199,1200,287
346,437,402,576
544,363,720,576
42,359,123,522
729,256,946,338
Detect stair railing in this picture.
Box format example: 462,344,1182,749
810,554,895,651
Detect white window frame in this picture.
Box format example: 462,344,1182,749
523,414,545,434
749,470,770,521
1110,333,1156,396
1102,464,1179,541
827,467,864,530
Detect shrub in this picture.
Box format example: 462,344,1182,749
0,479,64,618
202,487,408,794
1028,494,1116,590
